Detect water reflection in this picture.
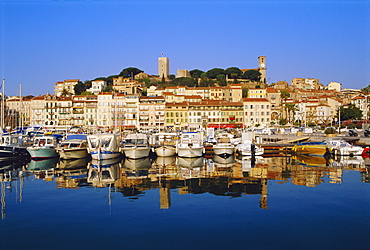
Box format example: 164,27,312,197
0,154,369,220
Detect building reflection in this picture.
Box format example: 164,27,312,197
1,153,369,216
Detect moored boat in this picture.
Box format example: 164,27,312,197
87,134,121,160
26,136,59,160
212,133,235,157
325,138,363,156
56,134,89,159
176,132,204,158
292,141,331,156
153,132,177,157
121,133,151,159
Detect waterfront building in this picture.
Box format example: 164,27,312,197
243,98,272,127
158,56,169,78
138,96,165,131
6,96,32,127
58,96,73,126
187,100,243,129
30,95,46,126
165,101,189,130
97,92,112,128
54,79,79,96
111,93,125,130
123,94,140,129
44,95,59,126
86,80,107,95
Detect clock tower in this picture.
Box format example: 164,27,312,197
258,56,266,84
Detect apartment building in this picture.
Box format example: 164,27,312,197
30,95,46,126
54,79,79,96
165,102,189,130
97,92,112,127
243,98,272,127
123,94,140,128
138,96,165,130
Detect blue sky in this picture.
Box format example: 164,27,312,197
1,0,369,96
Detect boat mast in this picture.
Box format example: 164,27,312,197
1,79,4,130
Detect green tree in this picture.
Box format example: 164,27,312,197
280,89,290,121
225,67,242,79
285,103,298,124
190,69,204,78
242,87,249,98
340,104,363,121
102,85,113,92
217,74,227,86
241,70,261,81
61,88,70,97
361,85,370,94
84,80,92,89
74,81,86,95
169,77,197,87
206,68,225,79
119,67,143,78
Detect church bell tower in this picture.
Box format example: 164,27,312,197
258,56,266,84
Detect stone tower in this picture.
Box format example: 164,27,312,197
258,56,266,84
158,56,169,78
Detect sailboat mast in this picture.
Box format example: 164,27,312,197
1,79,4,130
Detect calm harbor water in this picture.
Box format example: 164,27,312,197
0,155,369,249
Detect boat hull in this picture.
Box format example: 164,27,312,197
27,147,59,160
212,144,234,156
122,147,151,159
177,147,203,158
57,148,89,159
292,144,329,156
90,150,121,160
155,146,176,157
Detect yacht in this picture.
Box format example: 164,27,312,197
56,134,89,159
87,134,121,160
176,132,204,158
121,133,151,159
212,132,235,157
0,134,32,158
153,132,177,157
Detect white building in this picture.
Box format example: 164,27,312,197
87,80,107,95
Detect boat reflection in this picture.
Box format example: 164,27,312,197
292,154,332,167
57,157,90,170
87,159,120,187
27,158,59,171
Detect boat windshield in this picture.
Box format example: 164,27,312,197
89,138,99,149
101,137,112,149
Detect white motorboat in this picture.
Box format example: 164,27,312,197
26,136,59,160
236,140,264,156
153,132,177,157
56,134,89,159
87,134,121,160
325,138,363,156
212,133,235,156
121,133,151,159
176,132,204,158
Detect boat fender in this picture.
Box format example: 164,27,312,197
38,140,46,147
361,148,370,157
